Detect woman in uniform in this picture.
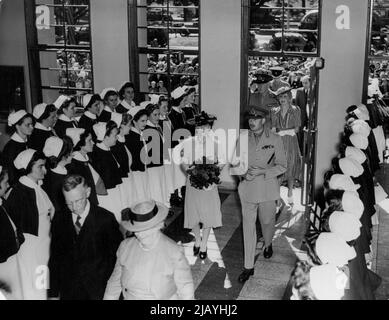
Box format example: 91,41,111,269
42,136,74,214
29,103,58,152
98,88,119,123
53,95,78,138
90,121,123,222
2,110,34,186
78,94,102,132
5,149,54,300
117,82,136,114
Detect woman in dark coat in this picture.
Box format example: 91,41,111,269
1,110,34,186
116,82,136,114
42,136,74,214
78,94,102,133
90,121,123,222
66,128,101,207
98,88,119,122
53,96,78,138
29,103,57,152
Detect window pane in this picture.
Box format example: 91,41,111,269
282,31,317,53
371,6,389,56
250,8,282,30
250,30,282,52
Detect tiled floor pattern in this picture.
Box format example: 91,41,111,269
174,186,307,300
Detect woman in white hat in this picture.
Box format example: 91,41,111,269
169,87,191,149
66,128,101,207
5,149,54,299
110,113,135,209
2,110,34,186
98,88,119,122
125,108,151,205
29,103,58,152
53,96,78,139
144,104,169,207
270,86,302,204
104,200,194,300
90,121,123,222
78,94,102,133
42,136,74,213
117,82,136,114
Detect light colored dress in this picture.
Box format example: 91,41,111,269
103,234,194,300
271,105,303,181
174,132,224,229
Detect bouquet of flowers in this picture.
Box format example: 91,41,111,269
187,156,221,190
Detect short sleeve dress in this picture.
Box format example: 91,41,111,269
179,133,223,229
271,105,302,181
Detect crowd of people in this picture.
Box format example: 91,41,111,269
287,102,385,300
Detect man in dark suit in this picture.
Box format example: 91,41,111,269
295,75,311,152
49,175,123,300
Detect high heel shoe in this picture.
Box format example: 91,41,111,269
193,245,200,256
199,249,207,260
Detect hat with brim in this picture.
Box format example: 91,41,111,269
269,86,292,97
270,66,284,78
246,106,269,119
121,200,169,232
251,69,273,85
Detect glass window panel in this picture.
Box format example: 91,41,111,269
147,27,169,48
371,8,389,56
37,25,64,45
139,73,150,92
282,31,317,53
42,89,61,106
250,30,282,52
39,50,61,69
41,69,65,87
250,8,282,30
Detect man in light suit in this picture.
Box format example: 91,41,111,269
49,175,123,300
233,107,287,283
295,75,310,152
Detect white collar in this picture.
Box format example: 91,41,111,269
97,142,110,151
104,106,113,113
131,127,142,135
73,151,89,162
59,114,73,123
35,122,51,131
19,175,42,189
118,135,125,143
11,133,27,143
72,200,90,226
147,120,158,128
121,100,135,110
172,107,183,114
84,111,97,120
51,165,68,175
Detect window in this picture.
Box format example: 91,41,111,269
242,0,321,127
32,0,93,104
364,0,389,106
135,0,200,102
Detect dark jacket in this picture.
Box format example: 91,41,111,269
1,139,27,186
28,128,54,152
0,205,24,263
125,130,148,172
54,119,78,139
49,203,123,300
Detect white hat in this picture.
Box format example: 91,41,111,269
66,128,85,146
171,86,187,100
354,104,370,121
349,133,368,150
43,137,64,158
33,103,48,120
111,112,123,127
53,95,70,109
8,110,28,127
339,157,364,177
329,174,360,192
329,211,362,242
351,119,371,137
342,191,364,220
345,146,366,164
93,122,108,141
149,94,161,105
82,94,93,108
14,149,36,170
310,264,347,300
100,88,117,100
315,232,356,267
129,106,143,119
121,200,169,232
139,101,151,109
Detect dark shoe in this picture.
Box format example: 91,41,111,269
178,233,195,244
238,268,254,283
199,249,207,260
193,245,200,256
264,244,273,259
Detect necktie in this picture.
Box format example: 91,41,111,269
75,215,82,235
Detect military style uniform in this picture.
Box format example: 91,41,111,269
237,126,287,270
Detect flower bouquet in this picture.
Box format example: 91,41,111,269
187,156,221,190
